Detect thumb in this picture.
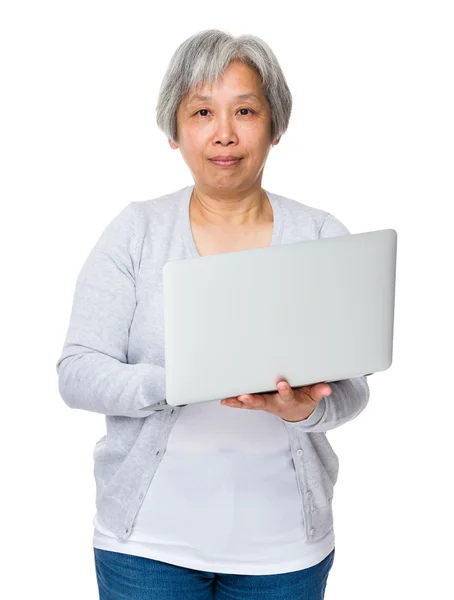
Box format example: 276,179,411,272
319,383,332,397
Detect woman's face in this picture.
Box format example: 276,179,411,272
169,61,279,194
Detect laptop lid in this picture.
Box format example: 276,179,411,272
144,228,397,409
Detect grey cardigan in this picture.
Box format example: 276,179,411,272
56,184,370,540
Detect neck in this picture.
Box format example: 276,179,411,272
190,186,270,228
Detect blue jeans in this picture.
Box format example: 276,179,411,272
94,547,335,599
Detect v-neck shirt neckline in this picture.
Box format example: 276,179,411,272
179,184,284,259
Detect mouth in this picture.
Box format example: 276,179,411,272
210,158,242,167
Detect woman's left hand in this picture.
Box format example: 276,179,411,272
220,379,332,422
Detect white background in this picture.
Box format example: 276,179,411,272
1,1,453,598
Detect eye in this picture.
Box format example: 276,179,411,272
195,108,254,117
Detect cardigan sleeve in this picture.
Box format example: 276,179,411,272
281,377,370,431
55,202,165,418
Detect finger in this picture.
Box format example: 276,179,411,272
297,382,332,397
222,397,248,408
239,394,268,409
276,380,294,402
239,395,255,407
317,383,332,397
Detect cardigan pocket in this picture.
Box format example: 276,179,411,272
304,452,335,512
310,497,334,538
310,470,334,511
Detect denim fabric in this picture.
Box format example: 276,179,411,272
94,547,335,600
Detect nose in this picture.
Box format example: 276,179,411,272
213,114,238,145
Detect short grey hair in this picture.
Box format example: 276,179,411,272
156,29,292,145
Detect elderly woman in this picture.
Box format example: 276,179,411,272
56,29,370,600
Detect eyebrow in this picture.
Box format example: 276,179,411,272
187,93,261,105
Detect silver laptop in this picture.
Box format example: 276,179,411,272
141,228,397,411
